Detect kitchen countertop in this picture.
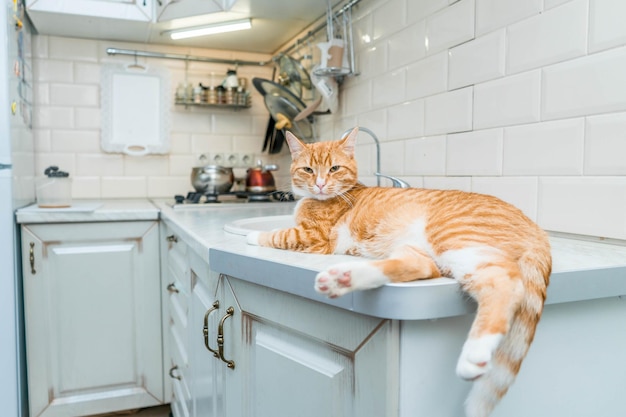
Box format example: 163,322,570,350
15,199,159,223
17,199,626,320
153,200,626,320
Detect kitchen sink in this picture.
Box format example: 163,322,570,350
223,215,295,235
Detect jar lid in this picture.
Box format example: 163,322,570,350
44,166,69,178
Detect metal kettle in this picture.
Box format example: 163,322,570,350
245,161,278,193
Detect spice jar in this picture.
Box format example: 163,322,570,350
207,86,217,104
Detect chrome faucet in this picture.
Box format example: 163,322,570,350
341,126,410,188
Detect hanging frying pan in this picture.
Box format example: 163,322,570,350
253,78,315,144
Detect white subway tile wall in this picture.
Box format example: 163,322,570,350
32,36,280,201
32,0,626,240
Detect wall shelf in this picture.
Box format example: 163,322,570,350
174,100,251,110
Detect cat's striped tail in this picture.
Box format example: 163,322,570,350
462,248,551,417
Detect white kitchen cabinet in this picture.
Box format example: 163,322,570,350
21,220,163,417
26,0,153,44
187,248,399,417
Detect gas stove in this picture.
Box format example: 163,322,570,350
171,191,296,209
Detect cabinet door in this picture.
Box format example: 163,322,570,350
225,276,399,417
21,221,163,417
189,272,221,417
188,250,232,417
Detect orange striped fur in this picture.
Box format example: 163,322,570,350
248,128,551,417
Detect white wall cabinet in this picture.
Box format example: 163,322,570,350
26,0,153,44
21,221,163,417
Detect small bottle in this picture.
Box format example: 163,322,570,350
193,85,202,103
175,83,185,102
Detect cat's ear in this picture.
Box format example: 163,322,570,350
285,131,305,159
340,127,358,157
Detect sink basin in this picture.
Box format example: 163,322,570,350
224,215,295,236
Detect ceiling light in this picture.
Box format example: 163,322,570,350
168,19,252,40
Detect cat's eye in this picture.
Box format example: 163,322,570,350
302,167,314,174
329,165,340,173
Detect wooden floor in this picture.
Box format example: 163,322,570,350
95,405,171,417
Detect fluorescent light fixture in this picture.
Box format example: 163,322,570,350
168,19,252,40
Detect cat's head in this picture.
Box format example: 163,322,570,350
285,128,359,200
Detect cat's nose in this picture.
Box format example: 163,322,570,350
316,177,326,190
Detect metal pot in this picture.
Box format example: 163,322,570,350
191,165,234,194
246,161,278,193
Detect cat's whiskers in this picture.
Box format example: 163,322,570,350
337,191,355,208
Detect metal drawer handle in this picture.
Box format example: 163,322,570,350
29,242,36,274
166,282,179,293
217,306,235,370
169,365,181,380
203,301,220,358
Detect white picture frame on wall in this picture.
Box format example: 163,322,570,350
101,63,171,156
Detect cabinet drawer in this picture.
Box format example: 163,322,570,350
170,396,188,417
171,378,191,417
169,323,190,382
169,288,188,330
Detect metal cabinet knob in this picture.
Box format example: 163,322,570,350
29,242,36,274
168,365,181,380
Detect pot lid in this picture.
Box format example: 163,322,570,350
275,53,312,98
253,78,314,141
263,93,314,141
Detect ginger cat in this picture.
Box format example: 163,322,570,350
247,127,552,417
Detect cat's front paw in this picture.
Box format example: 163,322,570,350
456,334,503,380
315,268,354,298
315,261,388,298
246,231,261,246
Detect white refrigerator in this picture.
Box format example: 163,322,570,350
1,1,35,416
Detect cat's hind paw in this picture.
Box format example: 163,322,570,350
456,334,503,380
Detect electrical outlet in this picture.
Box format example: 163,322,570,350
239,153,254,167
224,153,238,167
208,153,225,166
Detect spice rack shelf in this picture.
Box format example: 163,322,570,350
174,100,251,110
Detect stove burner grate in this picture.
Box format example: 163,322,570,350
174,191,295,205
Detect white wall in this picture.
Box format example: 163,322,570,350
31,0,626,240
320,0,626,240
